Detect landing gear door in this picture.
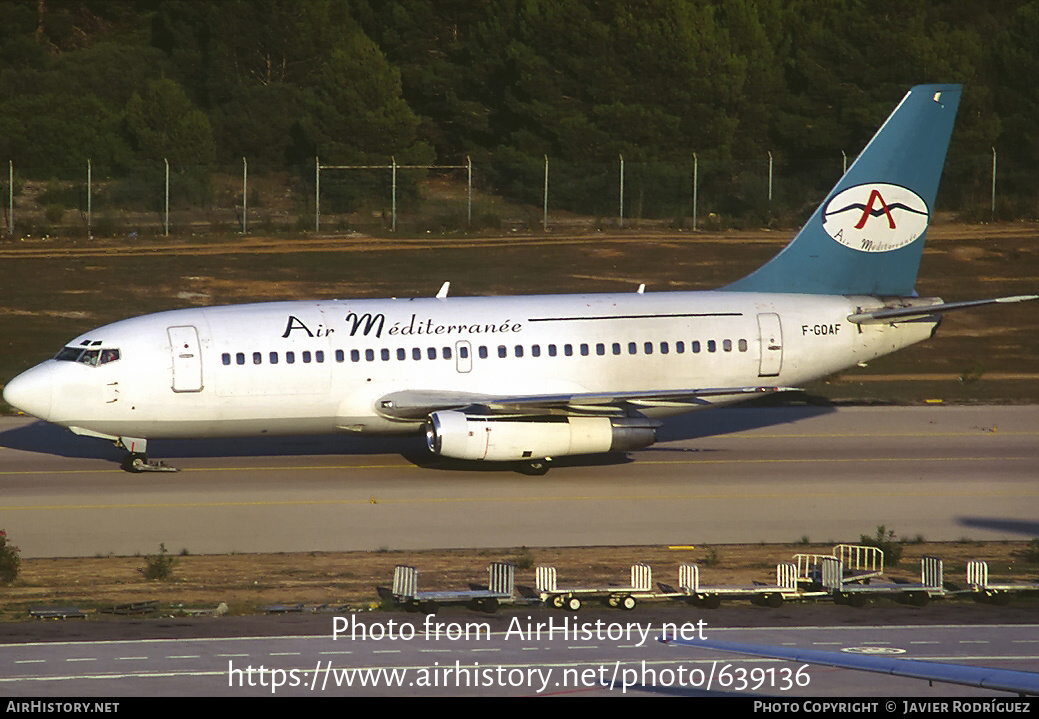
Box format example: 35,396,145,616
168,325,203,392
757,313,783,377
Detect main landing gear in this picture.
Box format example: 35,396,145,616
116,438,179,473
519,457,552,475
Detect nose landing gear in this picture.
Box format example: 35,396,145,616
116,438,179,473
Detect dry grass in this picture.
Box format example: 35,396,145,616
2,541,1035,620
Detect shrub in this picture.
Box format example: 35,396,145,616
0,530,21,584
143,543,175,580
859,525,904,565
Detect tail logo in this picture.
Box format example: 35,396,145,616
822,183,929,253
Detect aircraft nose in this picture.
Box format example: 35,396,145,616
3,364,54,420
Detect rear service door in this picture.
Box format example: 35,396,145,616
757,313,783,377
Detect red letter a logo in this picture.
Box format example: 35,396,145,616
855,189,896,230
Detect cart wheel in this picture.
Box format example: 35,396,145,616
765,592,783,608
550,594,565,609
989,591,1011,606
620,595,637,611
565,596,582,612
907,592,929,607
701,594,721,609
606,596,619,608
847,593,868,608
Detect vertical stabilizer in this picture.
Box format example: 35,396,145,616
724,84,961,296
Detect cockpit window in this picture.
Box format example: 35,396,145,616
55,346,120,366
55,347,83,362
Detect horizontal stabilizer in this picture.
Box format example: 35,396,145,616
848,294,1038,324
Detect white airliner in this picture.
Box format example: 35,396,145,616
3,84,1036,473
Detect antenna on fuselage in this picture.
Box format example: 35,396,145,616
436,281,450,299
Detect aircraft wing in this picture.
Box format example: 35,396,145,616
848,294,1038,324
660,635,1039,696
376,386,794,420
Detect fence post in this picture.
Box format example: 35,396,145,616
242,157,248,235
163,158,169,236
619,154,624,228
467,155,472,229
7,161,12,236
543,155,549,232
692,152,698,232
767,150,773,204
315,156,320,233
391,156,397,232
991,147,997,221
86,159,92,238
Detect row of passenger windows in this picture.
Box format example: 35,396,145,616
221,339,749,366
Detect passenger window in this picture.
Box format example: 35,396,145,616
723,339,732,352
531,345,540,357
612,343,620,355
596,343,605,356
580,343,589,356
479,346,488,359
397,348,406,361
738,339,748,352
222,353,231,366
548,344,557,357
676,341,685,354
691,341,701,353
564,344,573,357
515,345,524,358
253,352,262,365
381,349,390,361
660,342,669,354
303,351,312,363
628,342,637,355
412,348,421,360
236,352,245,365
708,340,717,352
316,350,325,363
644,342,653,355
443,347,452,360
498,345,506,358
351,350,360,362
459,346,468,359
270,352,279,364
427,347,437,360
365,349,375,361
286,351,295,364
335,349,344,362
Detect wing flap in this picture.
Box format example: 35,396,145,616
376,386,793,420
661,636,1039,696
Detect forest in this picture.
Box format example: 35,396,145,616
1,0,1037,227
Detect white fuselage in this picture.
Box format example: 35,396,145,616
8,290,937,442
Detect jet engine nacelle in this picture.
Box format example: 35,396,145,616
425,410,656,462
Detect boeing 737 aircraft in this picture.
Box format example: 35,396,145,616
3,84,1036,473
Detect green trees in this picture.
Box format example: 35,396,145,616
0,0,1037,220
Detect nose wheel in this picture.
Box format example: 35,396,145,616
116,438,179,473
121,453,178,473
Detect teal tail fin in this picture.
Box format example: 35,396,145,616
724,84,962,296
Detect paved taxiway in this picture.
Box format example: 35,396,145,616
2,609,1037,697
0,405,1036,558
